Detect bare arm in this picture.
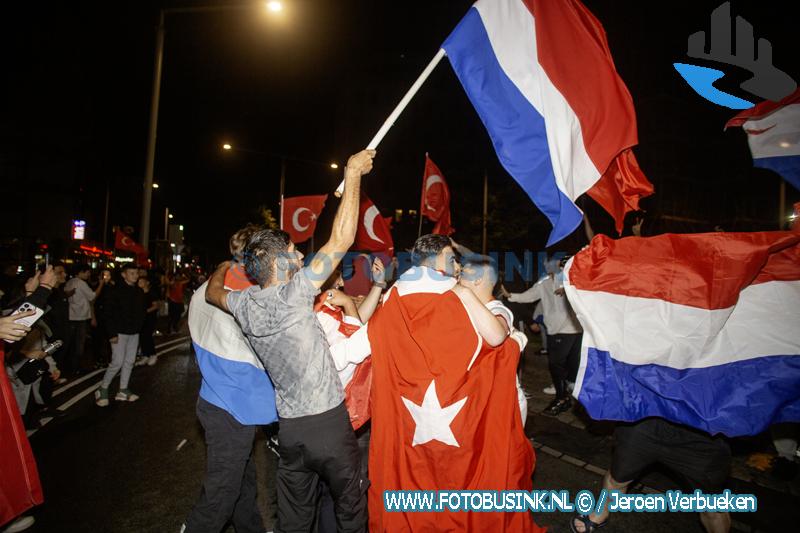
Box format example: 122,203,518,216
356,257,385,322
452,284,509,347
307,150,376,289
205,262,232,312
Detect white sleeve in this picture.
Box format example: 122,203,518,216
508,283,542,304
329,324,372,371
80,280,96,302
517,375,528,427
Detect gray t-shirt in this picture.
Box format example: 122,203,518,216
226,268,344,418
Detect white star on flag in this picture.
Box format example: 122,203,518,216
402,380,467,447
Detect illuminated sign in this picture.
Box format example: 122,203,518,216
72,220,86,240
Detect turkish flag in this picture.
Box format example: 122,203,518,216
421,155,454,235
282,195,327,244
792,202,800,232
115,228,148,263
354,194,394,256
366,282,542,532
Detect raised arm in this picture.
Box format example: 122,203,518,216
205,262,232,312
306,150,376,289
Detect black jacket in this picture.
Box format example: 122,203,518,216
104,282,146,336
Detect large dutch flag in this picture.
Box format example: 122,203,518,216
726,89,800,191
188,282,278,425
442,0,653,245
564,232,800,437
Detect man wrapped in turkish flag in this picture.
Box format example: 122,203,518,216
332,261,542,532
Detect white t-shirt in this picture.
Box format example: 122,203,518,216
508,275,582,335
65,277,95,321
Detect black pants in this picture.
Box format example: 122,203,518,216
168,300,184,333
184,398,264,533
547,333,582,399
64,319,90,375
140,314,157,357
276,402,367,533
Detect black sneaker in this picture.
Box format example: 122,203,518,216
543,397,572,417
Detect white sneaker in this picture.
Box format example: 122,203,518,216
95,388,109,407
2,515,35,532
115,390,140,402
147,355,158,366
134,356,148,367
543,385,556,395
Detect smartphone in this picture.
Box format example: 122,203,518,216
7,302,45,343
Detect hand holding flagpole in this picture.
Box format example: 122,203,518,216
335,48,447,197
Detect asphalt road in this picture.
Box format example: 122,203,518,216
20,334,796,532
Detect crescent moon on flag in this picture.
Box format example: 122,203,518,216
292,208,312,232
121,236,133,247
364,205,385,244
424,174,444,210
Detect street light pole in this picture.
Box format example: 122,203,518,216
140,9,165,251
279,157,286,230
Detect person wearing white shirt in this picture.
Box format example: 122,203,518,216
64,265,104,376
501,259,581,416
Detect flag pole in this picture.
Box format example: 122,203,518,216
279,157,286,230
418,153,427,239
482,169,488,255
335,48,447,197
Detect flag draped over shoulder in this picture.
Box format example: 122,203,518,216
367,267,541,532
442,0,652,244
726,88,800,191
564,232,800,437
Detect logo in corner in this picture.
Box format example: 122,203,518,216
674,2,796,109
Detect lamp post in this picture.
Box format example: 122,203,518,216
140,2,285,250
220,143,338,230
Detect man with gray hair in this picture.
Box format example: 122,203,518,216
205,149,376,533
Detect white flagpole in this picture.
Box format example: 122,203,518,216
334,48,447,197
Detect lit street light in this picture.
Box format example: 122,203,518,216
223,143,232,150
140,2,285,252
330,163,339,169
168,213,174,219
152,183,160,189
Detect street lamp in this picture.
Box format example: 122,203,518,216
330,163,339,169
152,183,160,189
140,3,286,250
223,143,232,150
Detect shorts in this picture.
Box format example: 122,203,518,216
611,417,731,493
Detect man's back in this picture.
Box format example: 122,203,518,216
226,268,343,418
189,282,277,425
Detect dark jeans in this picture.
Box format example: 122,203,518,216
65,319,90,375
168,300,184,333
276,402,367,533
547,333,582,399
184,398,264,533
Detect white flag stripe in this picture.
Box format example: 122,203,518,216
474,0,599,199
567,279,800,370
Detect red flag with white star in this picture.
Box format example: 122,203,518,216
366,268,542,532
282,195,327,244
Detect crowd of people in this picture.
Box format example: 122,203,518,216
0,260,204,531
1,151,795,533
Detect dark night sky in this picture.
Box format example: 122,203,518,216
1,0,797,265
